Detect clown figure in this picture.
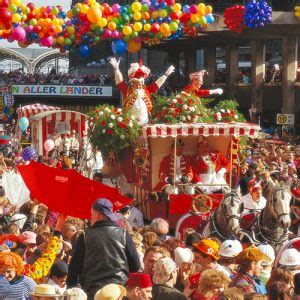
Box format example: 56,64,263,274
185,70,223,97
110,58,175,125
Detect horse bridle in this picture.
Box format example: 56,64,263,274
219,192,243,222
269,188,290,221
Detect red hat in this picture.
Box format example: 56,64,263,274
248,178,262,192
126,273,153,289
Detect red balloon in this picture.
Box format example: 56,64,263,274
180,13,191,24
0,8,12,24
27,2,34,11
165,0,175,5
0,0,9,8
41,11,48,18
151,23,160,34
27,12,36,19
170,12,180,20
34,25,42,33
57,5,62,11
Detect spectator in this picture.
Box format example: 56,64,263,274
266,268,294,294
143,246,165,276
48,260,68,295
152,257,186,300
32,284,61,299
67,198,140,299
94,283,127,300
267,281,292,300
126,273,153,300
64,287,88,300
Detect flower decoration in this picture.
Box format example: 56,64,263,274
90,105,141,159
213,100,245,123
151,91,213,124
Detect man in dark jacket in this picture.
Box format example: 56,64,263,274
66,198,141,300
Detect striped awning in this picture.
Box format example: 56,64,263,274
17,103,60,118
143,122,261,138
30,110,91,122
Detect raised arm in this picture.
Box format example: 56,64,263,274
155,65,175,88
109,57,123,84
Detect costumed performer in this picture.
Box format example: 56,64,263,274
240,179,267,216
192,138,230,194
185,70,223,97
155,139,193,194
110,58,175,125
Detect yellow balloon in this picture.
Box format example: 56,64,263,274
191,14,199,23
11,0,21,7
12,13,21,23
143,23,151,32
160,23,169,33
75,3,82,9
123,25,132,36
88,0,96,5
162,30,171,37
55,25,62,33
173,3,181,13
133,12,141,21
98,18,107,27
81,4,89,13
127,39,141,53
133,22,142,32
197,3,206,11
159,9,167,18
67,26,75,34
53,19,60,26
21,14,27,21
131,2,142,13
198,9,205,17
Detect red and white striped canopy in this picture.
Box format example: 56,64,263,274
143,123,260,138
17,103,60,118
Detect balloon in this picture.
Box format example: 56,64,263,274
79,44,90,57
111,39,127,56
173,3,181,13
44,139,55,152
87,5,102,23
131,2,142,13
40,36,53,47
122,25,132,35
22,147,37,162
133,22,142,32
19,116,29,131
127,39,141,53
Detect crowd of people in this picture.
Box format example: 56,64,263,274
0,132,299,300
1,70,114,86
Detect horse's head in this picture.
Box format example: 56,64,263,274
267,187,291,230
220,191,243,236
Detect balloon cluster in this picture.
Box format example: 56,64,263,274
295,6,300,20
0,0,65,47
223,0,272,33
223,5,245,33
244,0,272,29
0,0,215,56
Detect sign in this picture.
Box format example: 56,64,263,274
11,85,112,97
276,114,295,125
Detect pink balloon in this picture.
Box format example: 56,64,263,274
11,26,26,42
111,30,119,39
112,3,120,13
190,4,198,14
26,25,34,33
44,139,55,152
40,36,53,47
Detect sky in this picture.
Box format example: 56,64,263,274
0,0,71,49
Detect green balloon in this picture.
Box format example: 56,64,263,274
113,18,120,25
140,19,146,25
65,38,72,46
93,36,100,43
141,4,149,12
117,24,124,31
69,34,75,41
91,24,99,31
149,32,154,38
122,14,130,22
96,28,104,35
124,35,131,42
72,7,80,15
131,31,138,38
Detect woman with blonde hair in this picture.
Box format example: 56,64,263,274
193,269,231,299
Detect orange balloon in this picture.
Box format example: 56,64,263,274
127,39,141,53
67,10,73,19
141,12,150,20
87,5,102,23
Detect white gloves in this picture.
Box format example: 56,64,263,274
217,168,227,176
209,88,223,95
109,57,120,70
165,65,175,77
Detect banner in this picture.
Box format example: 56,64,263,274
11,85,112,97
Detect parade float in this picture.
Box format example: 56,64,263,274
17,104,90,155
90,88,260,229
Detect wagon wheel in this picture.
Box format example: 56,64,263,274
192,194,213,214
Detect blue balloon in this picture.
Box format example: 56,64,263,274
22,147,37,162
59,11,66,19
111,40,127,56
79,45,91,58
19,117,29,131
182,5,190,14
205,13,214,24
